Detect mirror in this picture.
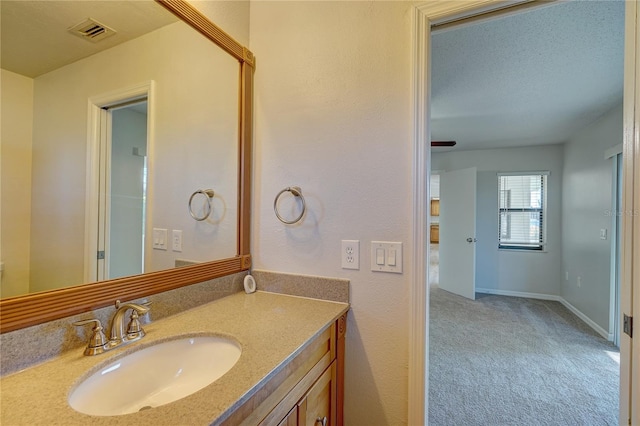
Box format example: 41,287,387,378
0,0,254,332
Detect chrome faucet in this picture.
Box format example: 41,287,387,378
109,300,150,344
74,299,150,356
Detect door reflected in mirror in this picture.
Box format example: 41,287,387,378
107,100,149,280
1,1,240,298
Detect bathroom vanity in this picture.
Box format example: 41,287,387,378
1,1,348,423
0,291,348,425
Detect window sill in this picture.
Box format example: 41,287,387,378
498,248,548,253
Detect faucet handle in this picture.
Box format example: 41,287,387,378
126,310,146,339
73,319,108,356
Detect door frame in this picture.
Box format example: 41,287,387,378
607,148,623,347
409,1,639,424
84,81,155,282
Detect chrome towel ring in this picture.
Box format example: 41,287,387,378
189,189,215,221
274,186,306,224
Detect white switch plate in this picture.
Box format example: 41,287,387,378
371,241,403,273
600,229,607,240
153,228,167,250
341,240,360,270
172,230,183,252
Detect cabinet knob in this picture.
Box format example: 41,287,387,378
316,417,328,426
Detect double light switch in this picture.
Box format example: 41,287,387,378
371,241,402,273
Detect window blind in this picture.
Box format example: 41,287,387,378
498,173,547,250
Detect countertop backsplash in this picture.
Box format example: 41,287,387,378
251,269,349,303
0,272,246,376
1,270,349,376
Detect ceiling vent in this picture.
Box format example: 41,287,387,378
68,18,116,43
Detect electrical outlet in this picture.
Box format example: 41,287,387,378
341,240,360,270
172,230,183,252
565,271,569,281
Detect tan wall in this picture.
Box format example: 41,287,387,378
247,2,415,423
0,69,33,297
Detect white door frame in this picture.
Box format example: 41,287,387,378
409,1,639,424
84,81,155,282
606,147,623,347
621,0,639,422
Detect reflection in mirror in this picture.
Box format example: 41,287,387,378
108,100,149,280
1,1,240,299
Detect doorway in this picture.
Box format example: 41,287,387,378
428,1,622,421
408,1,636,424
103,101,149,280
84,81,154,283
429,173,440,288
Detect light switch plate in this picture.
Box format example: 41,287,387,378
371,241,403,273
152,228,167,250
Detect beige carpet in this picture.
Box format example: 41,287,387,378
429,287,619,425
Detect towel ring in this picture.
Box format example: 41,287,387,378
274,186,306,224
189,189,215,221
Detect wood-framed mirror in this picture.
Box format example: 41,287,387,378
0,0,253,333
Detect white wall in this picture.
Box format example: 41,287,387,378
432,145,564,295
28,20,239,292
191,0,250,46
430,174,440,198
249,2,414,423
561,103,623,332
0,69,33,297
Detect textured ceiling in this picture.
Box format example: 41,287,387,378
1,1,178,78
431,0,625,151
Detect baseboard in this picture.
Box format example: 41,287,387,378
476,287,562,302
475,287,612,341
559,298,612,341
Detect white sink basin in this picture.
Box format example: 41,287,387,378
68,336,241,416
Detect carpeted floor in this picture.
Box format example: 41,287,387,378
429,287,619,426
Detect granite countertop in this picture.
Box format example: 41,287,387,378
0,291,349,425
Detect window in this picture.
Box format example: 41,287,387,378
498,172,547,250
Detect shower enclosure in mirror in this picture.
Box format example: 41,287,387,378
0,0,254,332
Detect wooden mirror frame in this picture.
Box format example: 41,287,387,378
0,0,254,333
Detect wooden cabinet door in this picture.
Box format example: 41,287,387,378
278,407,298,426
298,362,336,426
430,198,440,216
430,225,439,243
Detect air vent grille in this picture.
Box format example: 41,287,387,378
68,18,116,43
